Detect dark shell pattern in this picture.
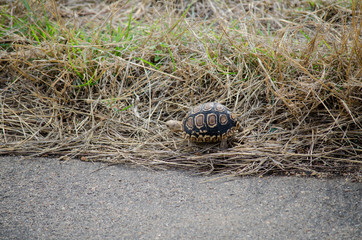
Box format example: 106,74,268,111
182,102,239,142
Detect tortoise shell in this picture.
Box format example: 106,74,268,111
182,102,239,142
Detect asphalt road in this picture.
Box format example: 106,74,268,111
0,156,361,240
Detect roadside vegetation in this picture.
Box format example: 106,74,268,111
0,0,361,179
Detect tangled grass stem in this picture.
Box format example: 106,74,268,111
0,0,361,179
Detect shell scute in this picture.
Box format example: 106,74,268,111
182,102,239,143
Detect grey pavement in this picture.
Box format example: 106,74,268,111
0,156,361,240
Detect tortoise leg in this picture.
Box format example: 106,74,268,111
220,139,228,149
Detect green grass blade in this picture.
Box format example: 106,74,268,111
125,6,133,39
161,43,175,72
299,30,310,40
136,57,160,70
119,104,133,111
67,48,83,79
30,25,40,43
20,0,32,13
73,70,97,88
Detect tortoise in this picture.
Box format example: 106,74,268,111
166,102,240,148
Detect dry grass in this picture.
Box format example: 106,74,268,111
0,0,361,179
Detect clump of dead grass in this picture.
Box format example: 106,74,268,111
0,0,361,179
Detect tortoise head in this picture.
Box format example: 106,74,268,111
166,120,183,132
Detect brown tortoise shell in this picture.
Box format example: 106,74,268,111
182,102,239,142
